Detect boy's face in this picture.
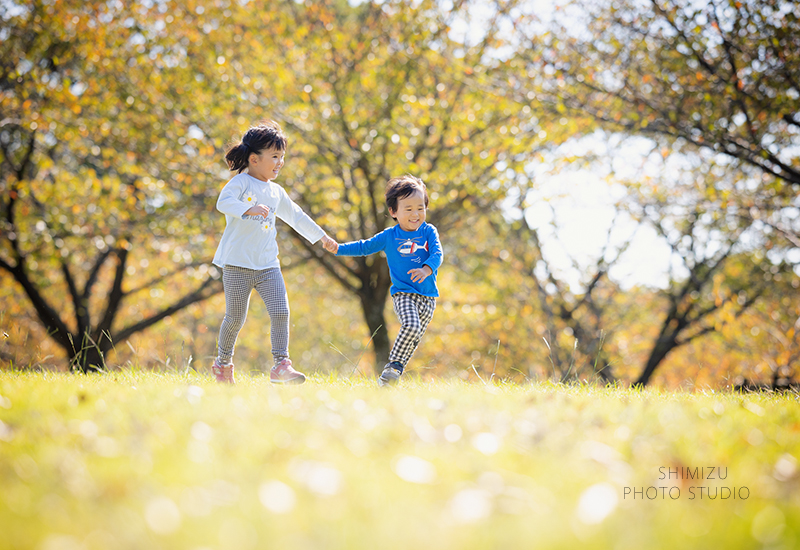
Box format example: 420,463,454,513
390,189,427,232
248,146,285,182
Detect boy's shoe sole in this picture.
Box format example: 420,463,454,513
378,365,402,387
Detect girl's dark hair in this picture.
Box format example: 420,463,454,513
225,120,287,173
385,175,428,215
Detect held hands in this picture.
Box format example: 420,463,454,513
321,235,339,254
244,204,270,218
408,265,432,283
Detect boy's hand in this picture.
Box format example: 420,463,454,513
408,265,432,283
321,235,339,254
244,204,270,218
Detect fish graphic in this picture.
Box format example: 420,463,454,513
398,240,429,255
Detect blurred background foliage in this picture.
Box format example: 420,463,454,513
1,0,798,387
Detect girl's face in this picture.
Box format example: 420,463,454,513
390,189,427,232
248,146,285,182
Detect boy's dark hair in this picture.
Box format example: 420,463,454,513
385,175,428,216
225,120,287,173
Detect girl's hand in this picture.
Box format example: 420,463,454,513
245,204,270,218
321,235,339,254
408,265,432,283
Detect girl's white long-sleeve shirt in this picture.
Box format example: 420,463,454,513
212,173,326,270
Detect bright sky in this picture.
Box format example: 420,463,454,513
523,136,675,291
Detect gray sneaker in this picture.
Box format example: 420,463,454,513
378,362,403,387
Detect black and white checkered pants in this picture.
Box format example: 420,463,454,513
217,265,290,365
389,292,436,368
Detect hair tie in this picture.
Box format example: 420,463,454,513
242,140,251,151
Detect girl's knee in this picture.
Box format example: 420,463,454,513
222,313,246,329
269,308,290,322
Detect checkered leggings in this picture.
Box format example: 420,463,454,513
216,265,290,365
389,292,436,368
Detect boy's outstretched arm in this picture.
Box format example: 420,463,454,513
335,229,388,257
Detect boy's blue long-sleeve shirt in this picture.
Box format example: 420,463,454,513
336,222,443,297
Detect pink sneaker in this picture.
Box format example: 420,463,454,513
212,358,235,384
270,358,305,385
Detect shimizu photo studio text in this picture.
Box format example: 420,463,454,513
624,467,750,501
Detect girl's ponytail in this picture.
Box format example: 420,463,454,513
225,143,250,174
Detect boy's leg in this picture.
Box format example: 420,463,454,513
416,295,436,345
217,266,255,364
388,293,436,370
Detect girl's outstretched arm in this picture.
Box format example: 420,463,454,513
274,186,326,244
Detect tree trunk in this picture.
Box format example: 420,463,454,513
634,335,677,387
1,248,221,372
69,338,108,373
359,292,391,374
351,253,393,375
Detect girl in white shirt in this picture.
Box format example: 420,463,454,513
211,121,336,384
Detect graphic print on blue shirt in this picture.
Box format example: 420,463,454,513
396,237,429,264
397,239,429,255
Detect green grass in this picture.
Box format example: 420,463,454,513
1,371,799,550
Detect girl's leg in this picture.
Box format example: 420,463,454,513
388,293,436,369
254,268,290,365
216,266,255,364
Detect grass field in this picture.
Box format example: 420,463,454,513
1,371,798,550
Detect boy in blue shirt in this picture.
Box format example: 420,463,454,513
323,175,443,386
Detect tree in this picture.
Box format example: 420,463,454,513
1,1,223,371
623,158,794,386
721,276,800,390
508,0,800,385
525,0,800,189
485,199,629,383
